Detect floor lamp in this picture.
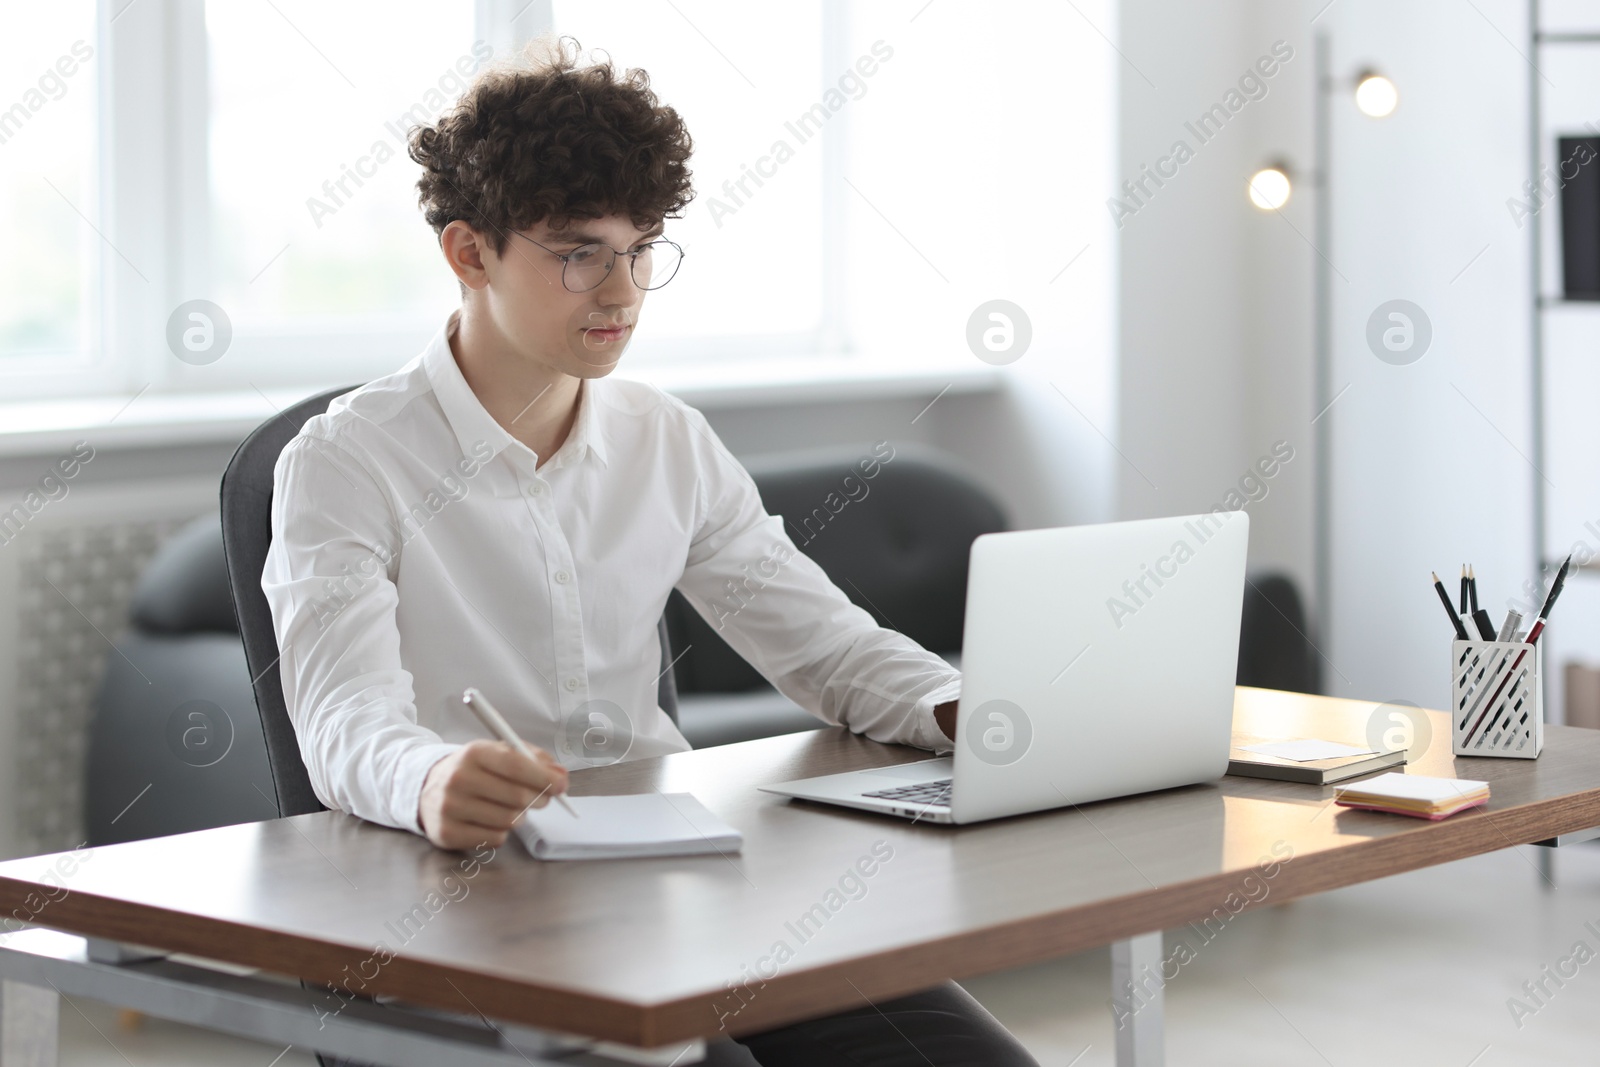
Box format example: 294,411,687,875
1247,33,1398,691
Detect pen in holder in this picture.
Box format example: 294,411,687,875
1452,637,1543,758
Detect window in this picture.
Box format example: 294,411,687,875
2,1,848,398
200,1,472,345
165,0,477,390
0,3,99,370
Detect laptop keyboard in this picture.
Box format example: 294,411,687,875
862,779,953,807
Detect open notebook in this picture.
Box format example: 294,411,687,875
514,793,743,860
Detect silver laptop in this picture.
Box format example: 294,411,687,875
759,512,1249,824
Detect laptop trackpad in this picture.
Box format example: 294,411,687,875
861,758,954,782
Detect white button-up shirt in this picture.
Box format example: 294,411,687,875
262,310,960,835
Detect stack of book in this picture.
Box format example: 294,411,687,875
1227,737,1407,785
1332,773,1490,820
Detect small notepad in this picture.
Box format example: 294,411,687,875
1333,772,1490,820
514,793,743,860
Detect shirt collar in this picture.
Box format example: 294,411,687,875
422,309,609,471
571,373,609,469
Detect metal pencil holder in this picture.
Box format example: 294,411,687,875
1452,638,1543,758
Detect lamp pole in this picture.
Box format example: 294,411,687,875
1312,31,1332,691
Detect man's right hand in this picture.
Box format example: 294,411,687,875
418,739,570,850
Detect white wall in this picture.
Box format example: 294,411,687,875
1323,0,1533,709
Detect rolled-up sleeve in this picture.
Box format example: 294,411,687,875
261,434,457,834
672,409,960,755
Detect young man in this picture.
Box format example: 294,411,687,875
263,38,1037,1067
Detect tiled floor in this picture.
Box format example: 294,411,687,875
54,841,1600,1065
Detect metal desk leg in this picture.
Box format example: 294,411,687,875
1111,932,1164,1067
1,978,59,1067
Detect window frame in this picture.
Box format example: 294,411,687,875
0,0,854,401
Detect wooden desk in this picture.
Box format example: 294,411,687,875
4,686,1600,1063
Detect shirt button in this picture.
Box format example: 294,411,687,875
565,677,579,692
526,483,544,497
554,569,570,584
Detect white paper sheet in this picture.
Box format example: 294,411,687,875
1238,738,1378,762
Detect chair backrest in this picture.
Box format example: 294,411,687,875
220,385,680,818
220,386,356,817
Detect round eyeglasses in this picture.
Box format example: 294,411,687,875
511,232,684,293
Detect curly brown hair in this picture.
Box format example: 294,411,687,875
407,36,695,262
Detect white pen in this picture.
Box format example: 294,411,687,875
1495,609,1523,643
461,687,579,818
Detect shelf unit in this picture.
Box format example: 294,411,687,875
1532,3,1600,577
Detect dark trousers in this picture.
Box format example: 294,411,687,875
317,980,1037,1067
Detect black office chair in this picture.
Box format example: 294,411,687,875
218,384,681,821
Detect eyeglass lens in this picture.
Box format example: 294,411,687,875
564,242,682,292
